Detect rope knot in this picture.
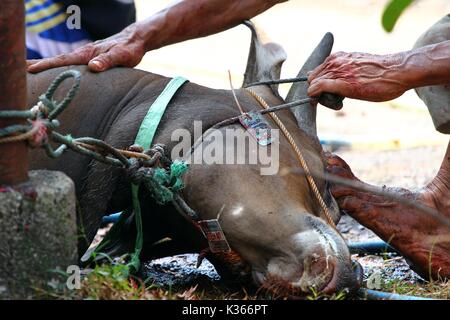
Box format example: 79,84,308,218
125,152,189,205
30,101,50,119
29,120,49,148
145,143,171,167
126,158,155,185
38,96,56,114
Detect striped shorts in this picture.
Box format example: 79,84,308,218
25,0,91,59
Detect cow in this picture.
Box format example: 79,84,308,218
27,22,361,297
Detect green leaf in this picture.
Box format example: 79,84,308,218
382,0,415,32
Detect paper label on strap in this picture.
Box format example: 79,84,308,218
239,111,273,146
198,219,231,253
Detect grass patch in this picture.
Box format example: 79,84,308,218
306,287,347,300
33,263,348,300
32,260,448,300
381,279,449,299
35,264,185,300
33,263,272,300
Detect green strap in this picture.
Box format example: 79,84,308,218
89,77,189,274
134,76,189,149
128,76,188,273
127,184,143,273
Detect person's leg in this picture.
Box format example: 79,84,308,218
326,145,449,280
327,15,450,280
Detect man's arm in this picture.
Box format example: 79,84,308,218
27,0,287,73
307,40,450,102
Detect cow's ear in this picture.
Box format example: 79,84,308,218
242,20,287,94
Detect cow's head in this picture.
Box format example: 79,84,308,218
183,21,361,298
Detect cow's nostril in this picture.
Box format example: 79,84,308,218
309,254,331,277
287,256,336,293
322,260,363,295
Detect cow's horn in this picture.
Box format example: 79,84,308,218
286,33,334,138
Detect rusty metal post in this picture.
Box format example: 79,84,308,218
0,2,78,298
0,1,29,185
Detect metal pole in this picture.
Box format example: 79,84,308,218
0,1,29,185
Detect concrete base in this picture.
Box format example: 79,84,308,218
0,170,77,299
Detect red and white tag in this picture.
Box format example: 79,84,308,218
198,219,231,253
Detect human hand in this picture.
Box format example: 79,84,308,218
27,24,146,73
307,51,411,102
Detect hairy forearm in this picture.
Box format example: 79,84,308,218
133,0,287,51
393,40,450,89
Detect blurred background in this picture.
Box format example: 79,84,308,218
135,0,449,188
